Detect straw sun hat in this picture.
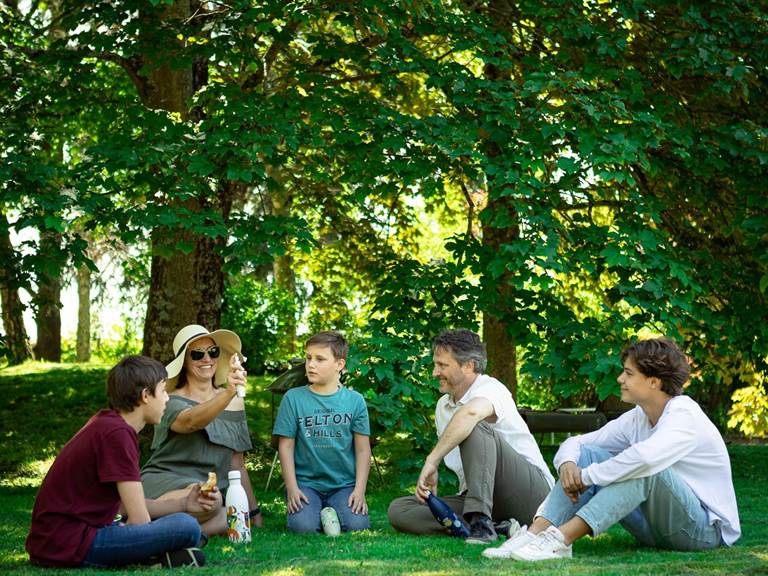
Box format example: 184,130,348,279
165,324,242,388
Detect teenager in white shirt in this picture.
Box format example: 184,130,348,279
483,337,740,561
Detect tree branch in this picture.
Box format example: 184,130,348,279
554,199,623,212
459,179,476,240
323,71,388,87
241,19,301,92
6,41,147,101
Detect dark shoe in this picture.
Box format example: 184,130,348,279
494,519,512,537
159,547,206,568
198,532,209,548
465,513,498,545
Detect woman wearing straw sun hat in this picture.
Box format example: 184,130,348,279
141,325,262,536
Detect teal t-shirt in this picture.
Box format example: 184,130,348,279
273,385,370,492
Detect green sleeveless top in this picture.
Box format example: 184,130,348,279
141,395,252,498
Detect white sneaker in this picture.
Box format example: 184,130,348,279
482,523,535,559
510,526,572,561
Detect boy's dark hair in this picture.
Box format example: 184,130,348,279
432,329,487,374
305,330,348,360
621,337,689,396
107,356,168,412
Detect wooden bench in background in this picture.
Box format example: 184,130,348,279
521,408,607,433
520,396,633,445
520,408,605,445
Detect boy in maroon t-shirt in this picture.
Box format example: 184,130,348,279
26,356,217,568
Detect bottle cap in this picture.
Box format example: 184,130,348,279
228,470,241,481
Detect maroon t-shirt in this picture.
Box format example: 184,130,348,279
25,409,141,567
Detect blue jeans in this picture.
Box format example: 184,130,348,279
538,445,722,550
82,513,201,567
287,484,370,533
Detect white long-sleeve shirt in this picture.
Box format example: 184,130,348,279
553,395,740,545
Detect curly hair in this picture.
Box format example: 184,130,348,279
621,338,689,396
432,329,487,374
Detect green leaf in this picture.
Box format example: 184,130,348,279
188,155,215,177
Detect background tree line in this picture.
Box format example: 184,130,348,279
1,0,766,441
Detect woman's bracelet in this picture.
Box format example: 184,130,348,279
249,506,261,519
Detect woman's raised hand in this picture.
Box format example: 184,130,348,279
229,353,248,397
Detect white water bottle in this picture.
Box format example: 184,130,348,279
225,470,251,543
232,353,247,398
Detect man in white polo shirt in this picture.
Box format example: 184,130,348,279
387,329,554,544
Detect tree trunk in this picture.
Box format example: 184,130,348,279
34,229,63,362
270,167,297,356
480,35,520,398
138,0,226,362
143,232,225,362
0,213,33,364
76,263,91,362
273,253,296,355
481,194,519,398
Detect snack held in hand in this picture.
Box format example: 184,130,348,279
200,472,217,496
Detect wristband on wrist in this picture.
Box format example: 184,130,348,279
249,506,261,519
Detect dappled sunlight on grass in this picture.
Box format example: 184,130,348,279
406,573,465,576
0,361,110,376
316,559,386,571
0,456,55,488
253,556,459,576
0,549,29,566
262,569,306,576
1,365,110,480
62,386,81,399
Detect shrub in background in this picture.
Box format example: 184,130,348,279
728,370,768,438
347,257,479,484
60,314,142,364
222,276,297,374
0,334,9,365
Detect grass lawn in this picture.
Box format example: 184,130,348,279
1,362,766,575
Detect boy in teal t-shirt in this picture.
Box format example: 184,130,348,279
273,331,371,533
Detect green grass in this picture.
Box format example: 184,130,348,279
1,363,766,575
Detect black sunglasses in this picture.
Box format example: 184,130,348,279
189,346,221,361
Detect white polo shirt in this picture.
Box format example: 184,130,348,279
435,373,555,493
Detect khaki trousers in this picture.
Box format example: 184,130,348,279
388,422,551,534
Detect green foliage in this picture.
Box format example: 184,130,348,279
348,255,479,455
2,1,766,432
60,333,143,365
0,334,10,367
222,0,768,423
374,0,768,417
728,379,768,438
222,277,297,373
